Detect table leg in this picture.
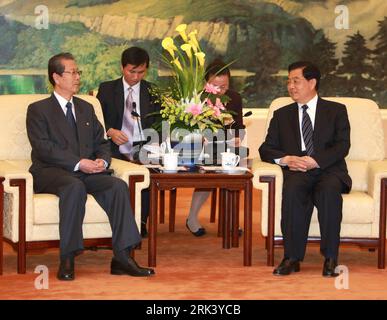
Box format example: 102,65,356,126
218,189,224,238
210,189,217,223
169,188,176,232
222,189,231,249
232,191,240,248
149,180,158,267
159,190,165,224
244,180,253,266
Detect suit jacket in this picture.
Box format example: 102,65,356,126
96,78,160,158
26,94,111,192
225,89,244,130
259,97,352,192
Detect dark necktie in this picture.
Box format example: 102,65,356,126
302,105,314,156
65,101,76,130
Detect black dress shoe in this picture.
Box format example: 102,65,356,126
186,220,206,237
322,258,339,277
273,258,300,276
141,222,148,238
111,257,155,277
57,256,75,281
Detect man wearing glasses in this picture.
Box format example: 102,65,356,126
259,61,351,277
26,52,154,281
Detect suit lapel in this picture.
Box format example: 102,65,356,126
139,80,150,129
49,94,77,142
115,78,125,125
289,103,302,152
313,97,325,147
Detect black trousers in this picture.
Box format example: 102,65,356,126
281,169,346,261
38,170,141,257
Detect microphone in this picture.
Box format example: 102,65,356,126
131,102,145,142
243,111,252,117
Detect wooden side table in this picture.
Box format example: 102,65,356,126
148,168,253,267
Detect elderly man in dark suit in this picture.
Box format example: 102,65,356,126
26,52,154,281
259,61,351,277
97,47,160,238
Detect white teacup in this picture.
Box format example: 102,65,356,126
221,149,240,171
163,152,178,171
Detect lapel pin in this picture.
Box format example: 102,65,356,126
86,122,90,126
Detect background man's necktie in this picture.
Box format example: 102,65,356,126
302,104,314,156
119,87,135,156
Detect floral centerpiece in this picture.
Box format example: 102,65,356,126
158,23,234,133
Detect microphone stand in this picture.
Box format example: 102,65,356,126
131,102,146,160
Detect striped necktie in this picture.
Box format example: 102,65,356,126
302,104,314,156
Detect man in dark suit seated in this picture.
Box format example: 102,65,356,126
26,52,154,281
97,47,160,238
259,61,352,277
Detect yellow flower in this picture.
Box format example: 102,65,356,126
180,43,192,59
162,37,177,58
194,52,205,67
188,30,199,52
175,24,188,42
172,58,183,71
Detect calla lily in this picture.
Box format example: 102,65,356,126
188,30,199,52
181,43,192,59
194,52,205,67
175,24,188,42
172,58,183,71
162,37,177,58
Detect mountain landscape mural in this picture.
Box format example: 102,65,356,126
0,0,385,107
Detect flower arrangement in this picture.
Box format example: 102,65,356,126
158,24,234,133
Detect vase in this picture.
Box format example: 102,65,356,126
170,130,204,169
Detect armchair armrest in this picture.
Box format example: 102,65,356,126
251,158,283,265
110,158,150,229
368,160,387,198
0,160,33,192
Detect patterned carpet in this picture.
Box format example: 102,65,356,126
1,188,387,300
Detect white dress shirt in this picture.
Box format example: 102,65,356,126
122,78,144,142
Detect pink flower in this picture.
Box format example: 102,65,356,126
212,106,221,117
204,83,220,94
185,103,202,115
215,97,225,110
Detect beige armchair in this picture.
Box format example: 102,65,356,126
0,94,149,274
252,97,387,268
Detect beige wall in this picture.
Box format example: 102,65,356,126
243,108,387,160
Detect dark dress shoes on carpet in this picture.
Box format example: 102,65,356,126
322,258,339,277
273,258,300,276
141,221,148,238
186,220,206,237
111,256,155,277
57,256,75,281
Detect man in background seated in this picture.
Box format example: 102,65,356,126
26,52,155,281
259,61,351,277
97,47,160,238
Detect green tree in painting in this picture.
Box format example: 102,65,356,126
337,31,375,99
299,30,343,96
371,17,387,107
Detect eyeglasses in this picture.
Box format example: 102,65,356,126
62,70,82,77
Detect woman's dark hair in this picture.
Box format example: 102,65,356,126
288,61,321,90
48,52,75,86
205,59,230,81
121,46,149,68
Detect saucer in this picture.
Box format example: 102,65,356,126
221,167,248,174
162,169,178,173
